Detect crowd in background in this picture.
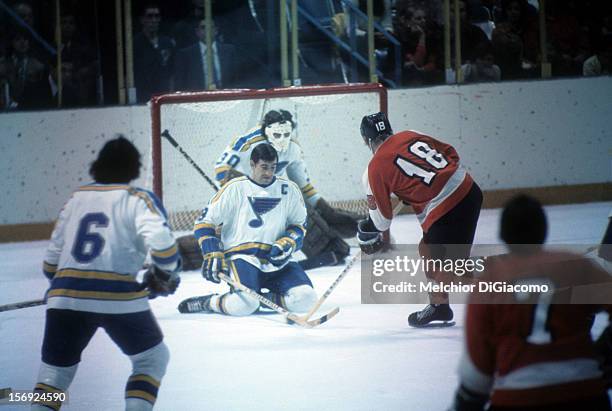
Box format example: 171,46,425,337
0,0,611,111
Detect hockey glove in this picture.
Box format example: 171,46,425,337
268,237,295,267
201,252,227,283
315,198,360,238
144,265,181,299
357,218,385,255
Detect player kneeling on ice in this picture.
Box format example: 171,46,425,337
33,137,181,411
212,109,358,268
178,143,317,316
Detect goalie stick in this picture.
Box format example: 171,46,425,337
218,273,339,328
0,298,45,313
161,129,220,192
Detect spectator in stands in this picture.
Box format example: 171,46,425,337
6,30,46,108
172,0,204,49
548,0,590,77
583,34,612,76
13,1,35,29
10,1,48,61
18,59,79,110
477,0,503,23
491,0,539,80
133,3,175,103
60,12,97,105
392,0,443,85
174,18,239,90
469,2,496,40
463,41,501,82
450,0,491,65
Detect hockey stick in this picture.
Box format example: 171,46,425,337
303,251,360,321
303,201,406,321
161,129,220,192
218,273,339,328
0,298,45,312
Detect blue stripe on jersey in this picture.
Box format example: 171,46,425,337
224,242,272,260
50,276,144,294
194,226,216,239
151,253,180,266
231,129,263,151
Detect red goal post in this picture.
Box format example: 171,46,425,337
150,83,387,232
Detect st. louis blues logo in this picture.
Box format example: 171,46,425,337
247,197,281,227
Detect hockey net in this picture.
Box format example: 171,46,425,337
149,83,387,233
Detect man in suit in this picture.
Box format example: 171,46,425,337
174,18,238,91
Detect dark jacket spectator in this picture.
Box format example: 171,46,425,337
174,19,241,90
6,30,46,107
133,4,175,103
491,0,539,79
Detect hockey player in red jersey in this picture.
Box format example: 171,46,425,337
357,112,482,327
450,195,612,411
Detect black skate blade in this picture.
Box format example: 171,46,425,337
409,320,456,329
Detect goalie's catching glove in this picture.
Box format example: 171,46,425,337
144,265,181,299
357,218,385,255
202,252,227,283
268,237,295,267
315,198,360,238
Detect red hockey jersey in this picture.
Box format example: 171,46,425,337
366,130,473,232
460,251,612,407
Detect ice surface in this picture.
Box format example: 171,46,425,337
0,202,610,410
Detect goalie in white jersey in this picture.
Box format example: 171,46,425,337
32,137,181,411
179,143,317,316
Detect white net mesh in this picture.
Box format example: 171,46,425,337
153,87,384,232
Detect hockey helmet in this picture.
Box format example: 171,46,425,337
360,112,393,145
262,109,295,153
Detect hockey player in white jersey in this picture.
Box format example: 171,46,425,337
178,143,317,316
211,109,359,268
32,137,181,411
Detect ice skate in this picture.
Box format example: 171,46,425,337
177,294,216,314
408,304,455,328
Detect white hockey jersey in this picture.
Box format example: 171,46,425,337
43,184,180,314
214,127,320,206
194,176,307,272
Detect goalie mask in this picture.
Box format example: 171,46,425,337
265,121,293,152
262,109,295,153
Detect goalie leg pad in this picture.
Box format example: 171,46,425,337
302,205,335,258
